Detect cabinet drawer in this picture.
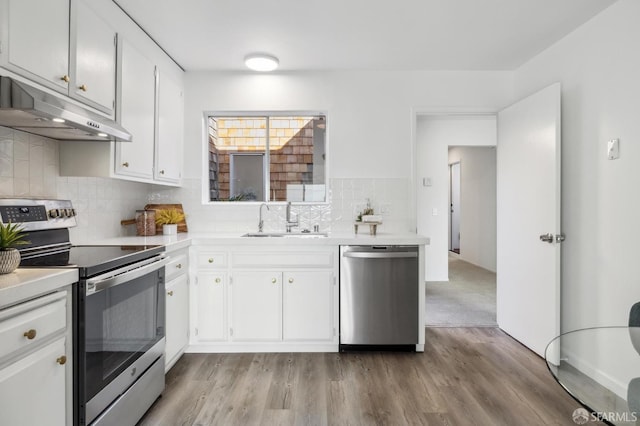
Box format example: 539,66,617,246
232,251,333,268
165,253,188,281
0,291,67,361
196,252,227,269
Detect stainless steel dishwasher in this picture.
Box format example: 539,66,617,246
340,245,419,350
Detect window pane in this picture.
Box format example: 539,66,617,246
208,117,267,201
269,116,326,202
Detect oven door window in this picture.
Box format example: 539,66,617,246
83,269,165,401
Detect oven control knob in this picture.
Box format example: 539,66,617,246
49,209,60,218
69,208,76,217
65,209,74,217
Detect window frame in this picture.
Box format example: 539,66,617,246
201,110,329,205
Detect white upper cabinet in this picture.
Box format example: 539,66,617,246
0,0,70,92
70,0,117,114
115,39,156,180
155,70,184,184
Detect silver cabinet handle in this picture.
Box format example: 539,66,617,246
343,252,417,259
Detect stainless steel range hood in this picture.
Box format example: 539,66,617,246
0,76,131,142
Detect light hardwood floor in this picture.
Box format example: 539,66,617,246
138,328,595,425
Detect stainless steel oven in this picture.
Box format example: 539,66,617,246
0,199,169,426
77,253,167,426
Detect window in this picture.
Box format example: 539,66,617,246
206,113,327,202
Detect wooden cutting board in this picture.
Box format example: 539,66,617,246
144,203,188,233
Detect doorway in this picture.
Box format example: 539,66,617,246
449,161,461,254
415,116,497,327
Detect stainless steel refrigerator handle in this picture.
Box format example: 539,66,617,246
86,254,168,295
342,252,418,259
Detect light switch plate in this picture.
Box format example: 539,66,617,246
607,139,619,160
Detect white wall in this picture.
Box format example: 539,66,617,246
177,71,511,234
416,116,497,280
514,0,640,331
448,146,497,272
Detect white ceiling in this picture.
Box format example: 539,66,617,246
114,0,616,71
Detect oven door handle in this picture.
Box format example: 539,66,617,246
86,254,169,295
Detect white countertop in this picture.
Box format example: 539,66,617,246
0,268,78,309
95,231,429,247
95,233,192,252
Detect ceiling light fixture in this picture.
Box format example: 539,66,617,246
52,118,65,123
244,53,279,72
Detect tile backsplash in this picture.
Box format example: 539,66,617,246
1,126,412,241
0,127,58,198
0,127,151,244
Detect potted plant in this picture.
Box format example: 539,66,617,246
155,208,185,235
0,222,29,274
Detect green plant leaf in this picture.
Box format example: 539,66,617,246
0,222,30,249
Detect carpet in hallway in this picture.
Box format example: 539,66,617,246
426,256,497,327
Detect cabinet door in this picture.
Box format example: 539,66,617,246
115,39,156,180
194,273,226,341
2,0,70,92
71,0,116,114
0,336,67,426
283,271,334,341
231,271,281,341
155,70,183,184
165,274,189,370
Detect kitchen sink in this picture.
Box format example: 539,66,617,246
242,232,328,238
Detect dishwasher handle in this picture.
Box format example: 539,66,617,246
343,251,418,259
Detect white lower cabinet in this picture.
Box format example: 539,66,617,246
230,271,281,341
283,271,334,341
194,272,227,341
191,245,338,352
0,336,67,425
164,247,190,372
165,274,189,370
0,288,72,426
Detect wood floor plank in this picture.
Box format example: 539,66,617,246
138,328,596,426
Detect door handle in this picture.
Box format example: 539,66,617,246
539,233,565,243
539,233,554,243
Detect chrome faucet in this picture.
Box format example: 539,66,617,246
258,203,270,232
285,202,299,232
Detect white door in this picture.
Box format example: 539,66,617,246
450,162,461,252
497,83,561,357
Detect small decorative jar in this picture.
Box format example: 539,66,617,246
135,210,156,236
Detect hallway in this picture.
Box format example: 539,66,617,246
426,254,497,327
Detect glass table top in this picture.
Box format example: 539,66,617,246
545,327,640,425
